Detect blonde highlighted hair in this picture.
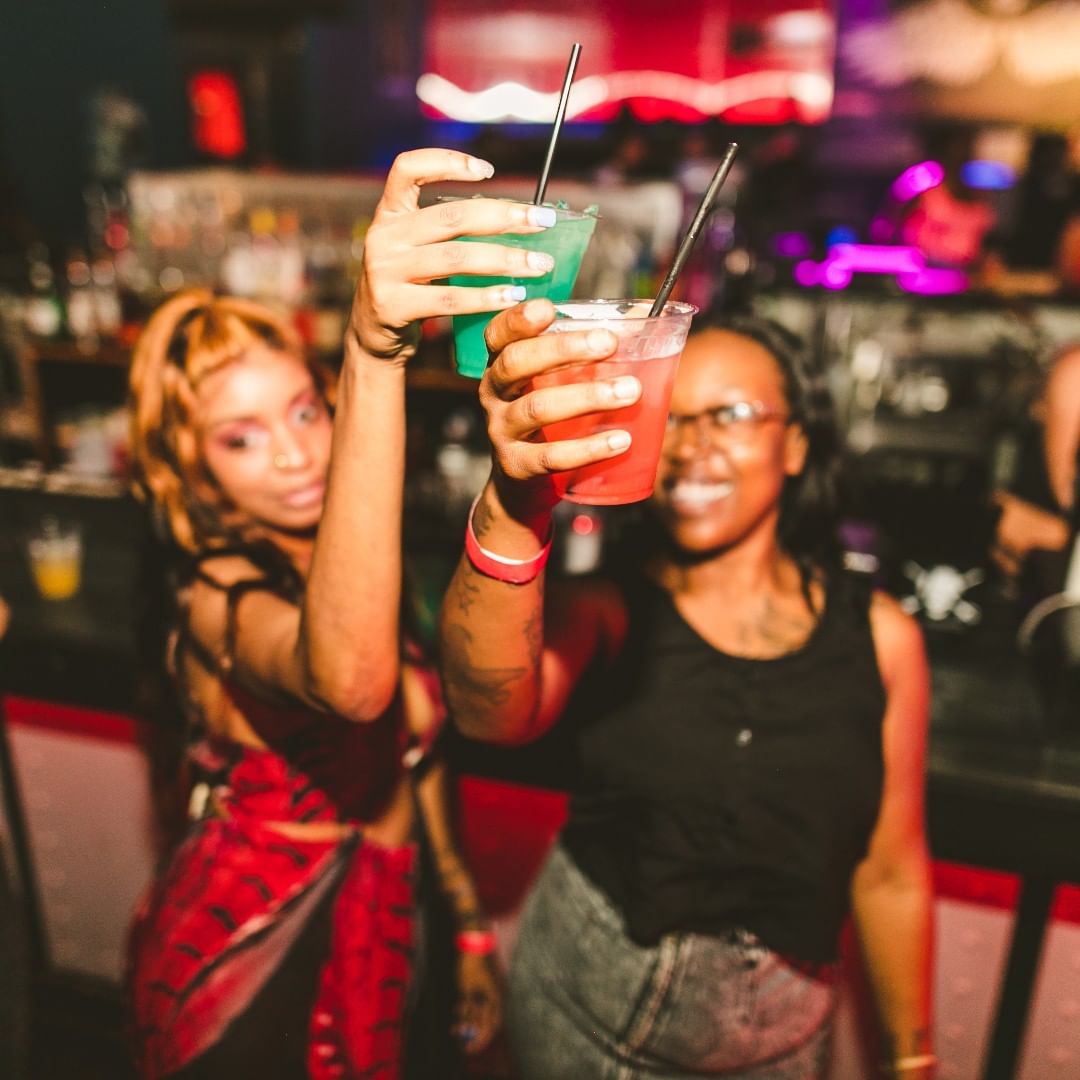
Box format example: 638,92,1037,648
129,289,336,553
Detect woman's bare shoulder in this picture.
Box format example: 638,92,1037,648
868,590,927,687
1047,345,1080,395
185,552,291,648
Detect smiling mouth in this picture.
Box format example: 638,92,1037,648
280,481,326,509
665,479,734,512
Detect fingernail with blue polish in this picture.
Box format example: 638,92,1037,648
507,285,528,302
529,206,558,228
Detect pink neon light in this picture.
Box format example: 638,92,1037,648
829,243,924,275
794,260,820,287
821,262,853,289
773,232,812,259
890,160,944,202
896,268,969,295
793,243,968,295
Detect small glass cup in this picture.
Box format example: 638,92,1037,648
27,517,83,601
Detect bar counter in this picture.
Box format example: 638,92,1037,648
3,474,1080,1079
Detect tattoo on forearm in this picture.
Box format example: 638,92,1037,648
442,623,530,714
472,495,495,540
452,571,482,617
433,855,486,923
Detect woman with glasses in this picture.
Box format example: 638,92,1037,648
440,307,935,1079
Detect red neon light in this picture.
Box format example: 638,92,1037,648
422,0,833,124
188,71,246,160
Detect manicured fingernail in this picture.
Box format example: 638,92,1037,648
612,377,640,401
587,329,613,352
528,206,557,228
526,251,554,272
607,431,631,451
505,285,528,303
467,156,494,178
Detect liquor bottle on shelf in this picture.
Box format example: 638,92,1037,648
435,408,488,520
91,257,122,340
303,222,347,354
64,250,98,352
24,245,64,340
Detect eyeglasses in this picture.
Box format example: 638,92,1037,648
664,401,791,444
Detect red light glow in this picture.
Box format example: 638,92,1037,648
188,71,246,160
421,0,834,124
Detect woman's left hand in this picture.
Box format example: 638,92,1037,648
453,950,502,1055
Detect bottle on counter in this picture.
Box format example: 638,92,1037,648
557,503,606,576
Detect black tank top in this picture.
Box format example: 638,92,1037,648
561,573,886,966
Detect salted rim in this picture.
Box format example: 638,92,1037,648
549,299,698,325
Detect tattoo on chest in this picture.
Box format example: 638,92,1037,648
734,594,816,656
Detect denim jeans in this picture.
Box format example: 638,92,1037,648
508,844,836,1079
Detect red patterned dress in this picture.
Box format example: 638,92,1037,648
128,672,437,1079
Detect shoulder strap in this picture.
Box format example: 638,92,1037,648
218,577,280,677
179,552,283,678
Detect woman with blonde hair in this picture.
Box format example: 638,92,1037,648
125,149,559,1079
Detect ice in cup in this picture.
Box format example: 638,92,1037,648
27,516,82,600
441,196,598,378
531,300,697,506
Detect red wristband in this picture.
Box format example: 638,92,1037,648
464,495,553,585
455,928,497,955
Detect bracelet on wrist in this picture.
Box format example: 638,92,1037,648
455,928,498,956
464,495,553,585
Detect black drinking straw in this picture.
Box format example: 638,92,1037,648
649,142,740,317
534,43,582,205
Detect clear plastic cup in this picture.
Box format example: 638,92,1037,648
531,300,697,506
27,516,82,600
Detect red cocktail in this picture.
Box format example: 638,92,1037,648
532,300,697,505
